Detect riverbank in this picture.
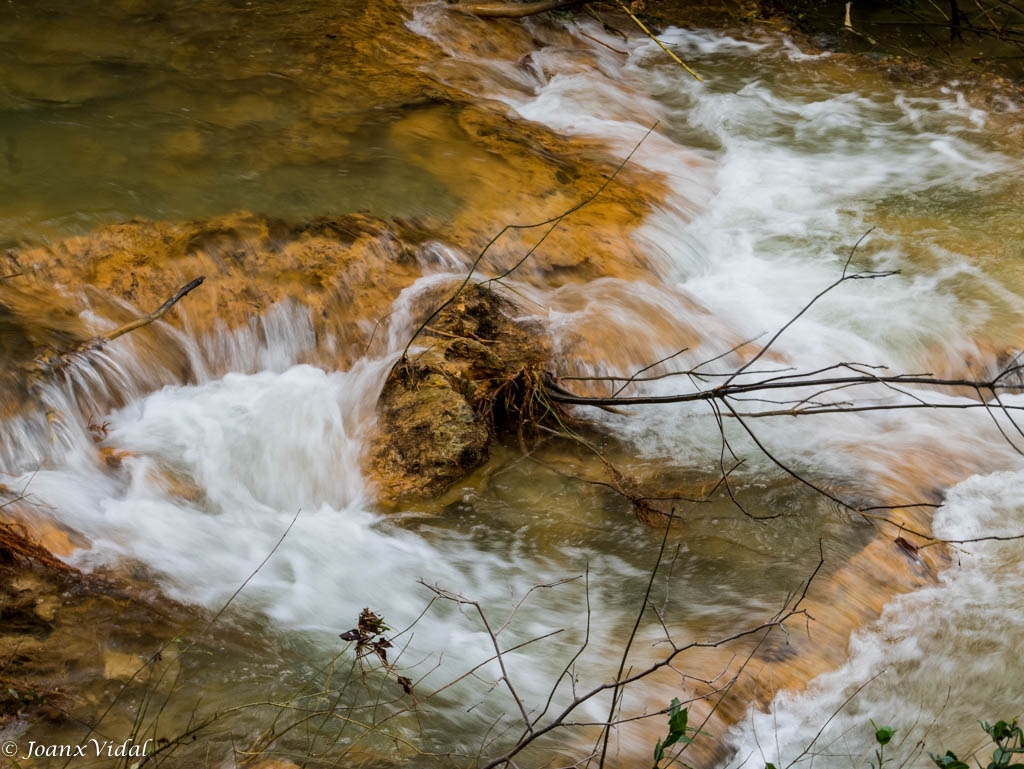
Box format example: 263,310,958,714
639,0,1024,92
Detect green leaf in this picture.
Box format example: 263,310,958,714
930,750,970,769
765,764,778,769
875,726,896,746
987,721,1015,742
669,705,689,736
662,732,694,750
654,737,664,764
871,720,895,746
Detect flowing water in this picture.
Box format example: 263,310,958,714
1,1,1023,767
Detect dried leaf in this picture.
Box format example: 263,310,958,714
895,536,923,564
358,608,388,635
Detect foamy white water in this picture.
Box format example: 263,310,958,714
408,11,1024,761
413,9,1024,466
9,296,645,741
725,469,1024,768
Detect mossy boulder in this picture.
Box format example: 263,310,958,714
368,286,552,500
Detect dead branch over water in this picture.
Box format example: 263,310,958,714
448,0,590,18
33,276,205,377
445,0,703,80
539,252,1024,544
411,526,826,769
393,125,1024,547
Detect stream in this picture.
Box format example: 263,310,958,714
1,1,1023,767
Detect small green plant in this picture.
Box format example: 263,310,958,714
871,720,897,768
931,719,1024,769
652,698,705,769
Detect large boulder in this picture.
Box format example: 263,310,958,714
368,285,552,500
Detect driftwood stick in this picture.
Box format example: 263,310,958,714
37,277,206,379
448,0,590,19
104,276,205,343
25,276,205,454
614,0,703,81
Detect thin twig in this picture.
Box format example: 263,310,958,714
597,515,673,769
400,126,656,363
614,0,703,82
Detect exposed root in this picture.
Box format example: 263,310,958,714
369,286,554,499
0,521,77,574
489,365,570,441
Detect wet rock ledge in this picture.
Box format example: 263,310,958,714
0,520,201,730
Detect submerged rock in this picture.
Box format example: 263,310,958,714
0,515,306,754
0,521,184,726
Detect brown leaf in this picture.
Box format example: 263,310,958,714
895,536,923,563
895,535,918,553
358,608,387,635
